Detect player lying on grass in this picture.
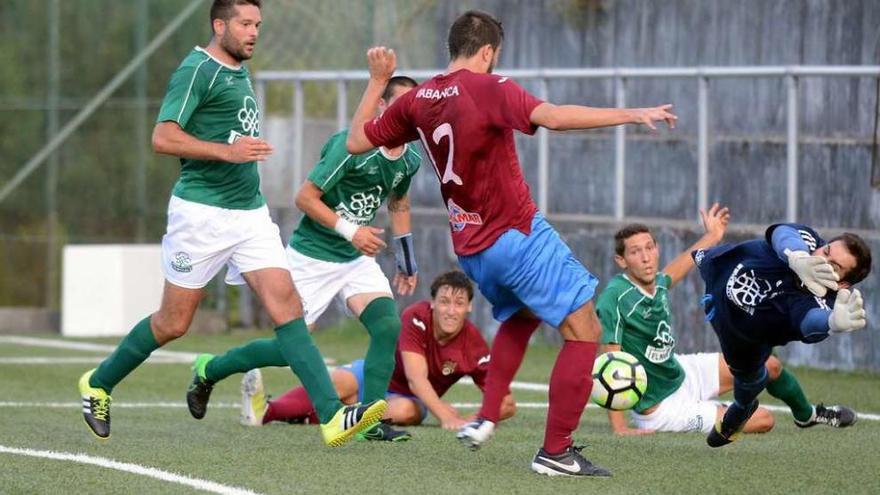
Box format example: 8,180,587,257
238,271,516,441
78,0,384,447
346,9,676,477
597,208,857,437
184,76,422,442
695,222,870,447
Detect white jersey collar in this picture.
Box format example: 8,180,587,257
195,46,242,71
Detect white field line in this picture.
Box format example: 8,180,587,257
4,336,877,421
0,445,262,495
1,400,878,421
0,357,189,365
0,335,334,365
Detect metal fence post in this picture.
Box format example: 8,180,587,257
697,75,709,214
614,77,627,220
786,74,799,222
537,78,549,213
293,80,305,194
337,80,348,131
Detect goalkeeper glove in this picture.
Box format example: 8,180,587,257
785,248,839,297
829,289,867,333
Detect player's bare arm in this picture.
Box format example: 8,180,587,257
598,343,655,436
152,121,273,163
388,192,417,295
401,351,466,430
294,180,386,257
347,46,397,154
662,203,731,287
529,102,677,131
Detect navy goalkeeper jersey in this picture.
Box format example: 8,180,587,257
693,223,835,346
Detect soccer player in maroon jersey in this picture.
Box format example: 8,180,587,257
239,271,516,441
345,11,676,476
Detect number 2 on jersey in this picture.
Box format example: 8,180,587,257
417,123,462,185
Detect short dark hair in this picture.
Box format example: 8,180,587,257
829,232,872,285
430,270,474,301
447,10,504,60
211,0,261,28
614,223,653,256
382,76,418,102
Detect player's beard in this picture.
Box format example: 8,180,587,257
221,32,253,62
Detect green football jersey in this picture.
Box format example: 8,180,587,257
596,272,685,413
290,130,421,262
156,47,264,209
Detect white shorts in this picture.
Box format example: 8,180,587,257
630,352,721,434
287,247,392,325
161,196,289,289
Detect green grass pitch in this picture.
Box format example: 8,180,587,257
1,324,878,494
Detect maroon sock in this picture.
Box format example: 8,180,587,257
543,340,598,454
261,386,316,424
478,314,540,422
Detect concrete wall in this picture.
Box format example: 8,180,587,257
255,0,879,371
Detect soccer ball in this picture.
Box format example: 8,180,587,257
590,351,648,410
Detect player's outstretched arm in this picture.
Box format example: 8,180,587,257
598,344,655,436
347,47,397,154
529,102,677,131
388,193,417,295
401,351,466,430
152,121,272,163
662,203,730,287
295,180,386,256
771,225,839,296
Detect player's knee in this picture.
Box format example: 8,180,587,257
151,316,188,342
765,356,783,380
389,400,422,426
361,298,401,345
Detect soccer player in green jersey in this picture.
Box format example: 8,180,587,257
596,206,856,436
77,0,385,447
186,76,422,442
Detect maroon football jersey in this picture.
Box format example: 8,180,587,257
365,69,544,255
387,300,490,397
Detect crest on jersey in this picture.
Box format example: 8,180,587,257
441,360,457,376
725,263,781,315
447,199,483,232
644,321,675,363
391,171,405,189
337,186,383,224
237,96,260,137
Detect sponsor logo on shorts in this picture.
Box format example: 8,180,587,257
441,360,457,376
171,252,193,273
686,415,705,432
447,199,483,232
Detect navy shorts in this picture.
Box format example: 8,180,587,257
458,212,598,328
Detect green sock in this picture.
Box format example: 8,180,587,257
204,338,287,383
89,316,159,393
274,318,342,423
359,297,401,403
766,368,813,422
